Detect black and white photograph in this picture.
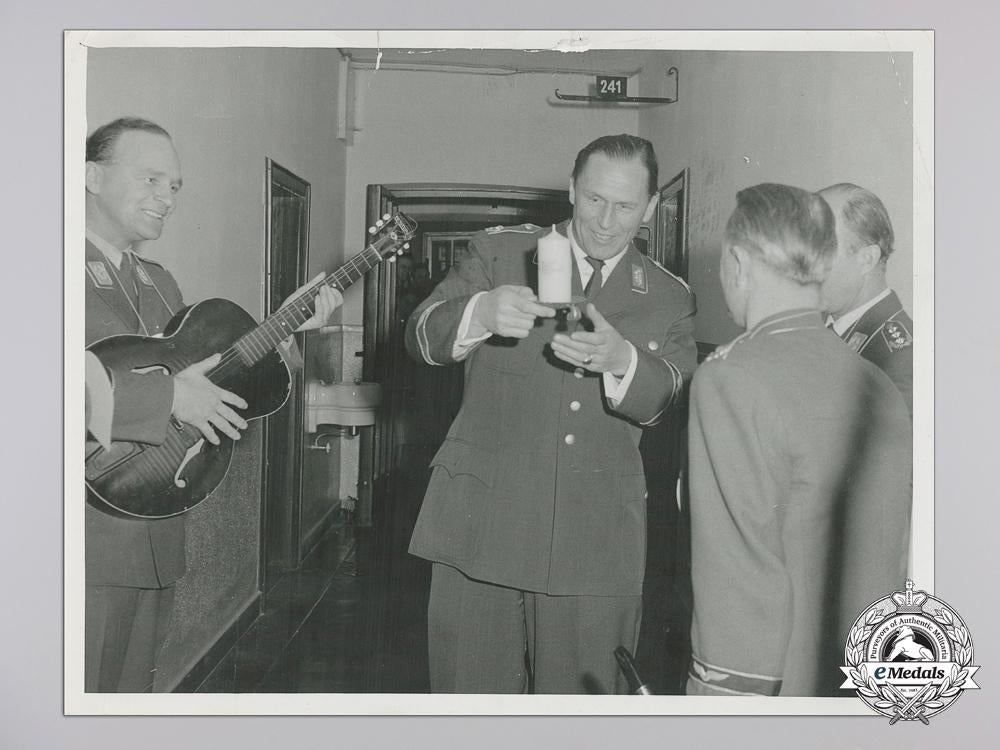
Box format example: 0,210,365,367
3,0,998,740
62,30,937,715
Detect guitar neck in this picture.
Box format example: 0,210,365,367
232,243,386,365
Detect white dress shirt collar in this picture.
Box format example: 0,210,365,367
567,222,629,285
830,287,892,335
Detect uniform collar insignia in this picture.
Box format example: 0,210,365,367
134,261,154,286
847,331,868,352
86,260,114,288
630,260,647,294
882,320,913,351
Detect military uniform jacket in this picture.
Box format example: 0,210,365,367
85,239,187,588
838,290,913,417
686,310,912,696
404,222,697,596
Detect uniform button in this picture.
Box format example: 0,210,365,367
564,434,575,445
574,368,584,379
648,340,659,351
569,400,581,411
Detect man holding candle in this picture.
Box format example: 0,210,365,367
405,134,696,694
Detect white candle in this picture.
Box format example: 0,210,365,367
537,225,572,303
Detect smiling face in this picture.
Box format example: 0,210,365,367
86,130,182,250
569,153,656,261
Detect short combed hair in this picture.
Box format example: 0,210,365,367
86,117,171,163
824,182,895,262
572,134,658,197
725,183,836,285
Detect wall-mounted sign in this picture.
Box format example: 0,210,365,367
596,75,628,99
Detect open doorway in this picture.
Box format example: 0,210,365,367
358,184,571,528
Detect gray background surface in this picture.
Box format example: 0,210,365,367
6,0,995,746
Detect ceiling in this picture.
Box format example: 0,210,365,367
341,48,667,77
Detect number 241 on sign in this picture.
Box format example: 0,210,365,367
597,75,627,98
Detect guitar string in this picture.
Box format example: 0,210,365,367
199,213,414,387
102,219,413,503
209,251,369,374
190,225,411,413
207,239,390,378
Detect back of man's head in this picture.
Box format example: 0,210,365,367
726,183,836,285
86,117,172,164
572,134,658,197
820,183,895,264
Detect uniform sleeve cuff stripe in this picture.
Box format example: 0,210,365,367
664,359,682,409
416,300,445,365
689,656,782,696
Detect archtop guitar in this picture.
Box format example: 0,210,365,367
85,211,417,519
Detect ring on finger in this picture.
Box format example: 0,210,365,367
582,355,594,366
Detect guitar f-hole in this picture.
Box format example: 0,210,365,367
174,437,206,489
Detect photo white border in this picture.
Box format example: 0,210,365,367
64,28,934,717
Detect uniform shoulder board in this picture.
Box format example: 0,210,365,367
484,223,542,235
645,255,692,294
881,319,913,352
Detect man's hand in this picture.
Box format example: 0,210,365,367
282,273,344,333
550,303,632,376
471,285,555,338
172,353,249,445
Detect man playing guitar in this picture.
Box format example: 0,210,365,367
83,117,340,692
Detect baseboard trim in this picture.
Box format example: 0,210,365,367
300,504,342,562
169,592,262,693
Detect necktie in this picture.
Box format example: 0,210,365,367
119,253,139,306
584,256,605,300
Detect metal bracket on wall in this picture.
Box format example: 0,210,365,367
554,66,678,105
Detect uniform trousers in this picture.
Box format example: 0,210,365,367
428,562,642,694
85,584,175,692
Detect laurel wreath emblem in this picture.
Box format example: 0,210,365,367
845,605,974,717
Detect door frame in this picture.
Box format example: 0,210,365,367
259,158,311,598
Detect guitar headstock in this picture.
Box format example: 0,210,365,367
368,211,419,260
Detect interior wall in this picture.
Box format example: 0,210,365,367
637,50,914,345
85,46,347,689
340,66,642,324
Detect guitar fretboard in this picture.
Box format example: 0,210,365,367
231,242,387,367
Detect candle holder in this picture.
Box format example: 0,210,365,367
539,295,587,322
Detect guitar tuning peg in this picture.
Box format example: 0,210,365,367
403,243,410,250
375,219,384,228
382,213,391,221
396,248,403,255
368,226,376,235
388,255,397,262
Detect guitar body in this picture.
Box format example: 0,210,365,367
85,298,291,519
84,209,417,519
